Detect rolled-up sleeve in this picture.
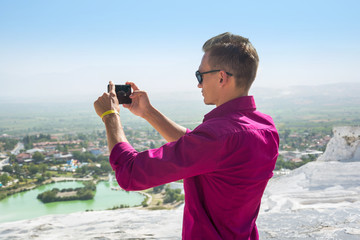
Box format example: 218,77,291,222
109,126,221,191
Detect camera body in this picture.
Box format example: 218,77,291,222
108,84,132,104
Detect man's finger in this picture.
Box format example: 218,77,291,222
109,81,116,94
129,90,146,98
122,103,131,109
126,82,139,91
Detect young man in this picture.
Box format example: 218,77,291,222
94,32,279,239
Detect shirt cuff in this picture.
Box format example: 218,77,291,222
109,142,137,171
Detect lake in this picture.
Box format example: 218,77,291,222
0,180,145,223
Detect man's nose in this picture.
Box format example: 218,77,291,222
197,83,202,88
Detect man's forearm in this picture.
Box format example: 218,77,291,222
142,106,187,142
103,114,128,152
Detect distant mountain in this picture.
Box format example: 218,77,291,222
247,83,360,125
251,82,360,107
252,82,360,98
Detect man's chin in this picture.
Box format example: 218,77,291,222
203,99,215,106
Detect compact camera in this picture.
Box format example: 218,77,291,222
107,84,132,104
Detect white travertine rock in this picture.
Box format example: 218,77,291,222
317,126,360,162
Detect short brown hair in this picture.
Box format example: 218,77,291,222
202,32,259,90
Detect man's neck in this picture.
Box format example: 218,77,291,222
216,89,249,107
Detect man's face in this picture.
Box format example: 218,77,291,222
198,52,219,106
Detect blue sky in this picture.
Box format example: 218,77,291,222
0,0,359,102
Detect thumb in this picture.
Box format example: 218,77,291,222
108,81,116,94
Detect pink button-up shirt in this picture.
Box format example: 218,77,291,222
110,96,279,239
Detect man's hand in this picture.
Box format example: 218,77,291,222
94,81,128,152
123,82,153,118
94,81,120,120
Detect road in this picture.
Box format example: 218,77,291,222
0,142,24,170
0,157,10,170
10,142,24,155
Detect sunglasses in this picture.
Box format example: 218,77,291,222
195,70,233,84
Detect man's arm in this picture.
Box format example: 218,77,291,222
141,105,187,143
102,114,127,152
109,124,220,191
124,82,187,142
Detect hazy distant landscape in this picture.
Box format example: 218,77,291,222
252,82,360,126
1,83,359,136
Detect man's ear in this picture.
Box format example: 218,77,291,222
219,70,230,85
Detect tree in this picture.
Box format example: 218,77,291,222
283,129,291,144
63,145,69,154
21,165,30,177
28,164,39,176
45,172,52,178
76,165,89,175
37,175,45,183
163,188,184,203
0,138,18,151
0,173,10,186
13,163,21,176
38,163,47,174
56,143,62,152
2,165,13,174
37,189,57,203
153,184,165,193
32,151,45,163
9,154,17,164
72,151,97,163
78,189,94,200
100,161,112,173
72,151,82,161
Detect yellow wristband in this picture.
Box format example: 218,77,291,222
101,110,119,119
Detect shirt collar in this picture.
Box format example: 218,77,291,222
203,96,257,122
